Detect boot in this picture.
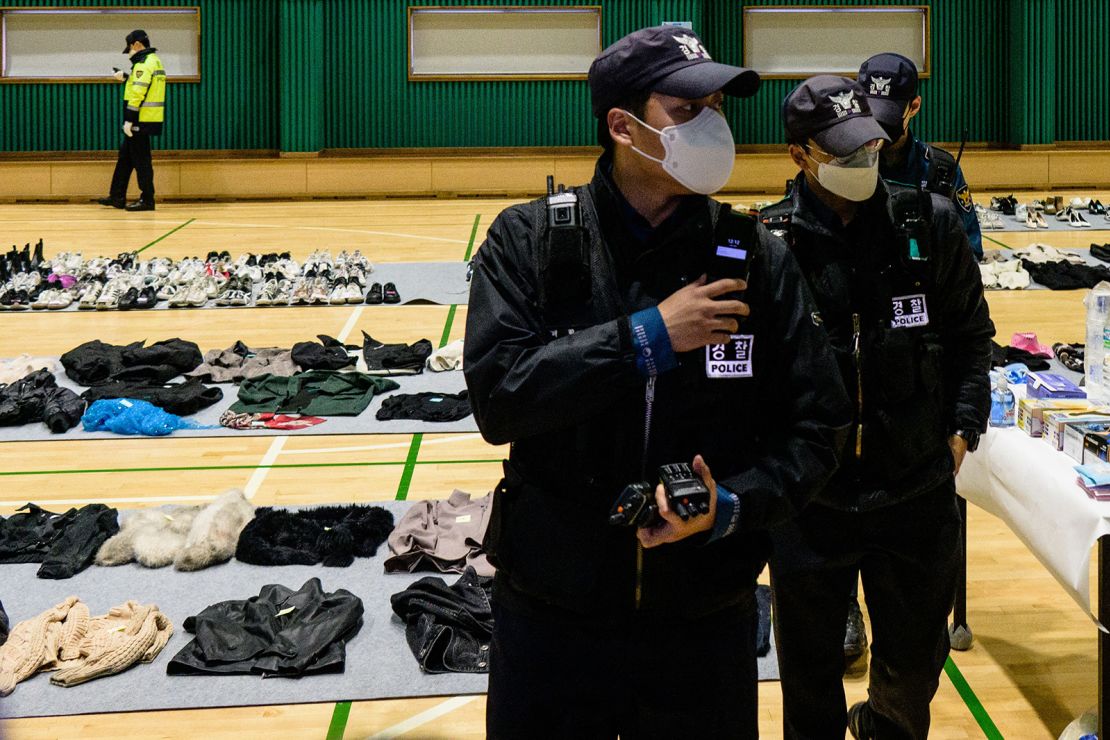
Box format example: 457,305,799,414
843,597,869,661
31,239,44,269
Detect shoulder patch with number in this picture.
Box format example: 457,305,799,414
955,184,973,212
891,294,929,328
706,335,754,378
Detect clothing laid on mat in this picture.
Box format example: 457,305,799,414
96,489,254,571
1021,259,1110,290
61,338,203,386
231,370,399,416
426,339,464,372
187,341,300,384
166,578,363,678
375,390,472,422
991,341,1051,371
291,335,358,371
361,332,433,376
0,355,58,386
81,398,208,436
0,503,119,579
1092,244,1110,264
0,597,171,695
0,369,85,433
385,490,494,577
80,377,223,416
219,410,327,431
390,567,494,674
235,505,394,567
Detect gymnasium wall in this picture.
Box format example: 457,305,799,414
0,0,1106,154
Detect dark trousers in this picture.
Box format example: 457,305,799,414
769,481,961,740
487,597,759,739
109,133,154,201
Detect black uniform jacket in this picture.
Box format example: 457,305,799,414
763,175,994,511
463,158,852,620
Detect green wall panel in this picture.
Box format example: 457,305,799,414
0,0,278,152
0,0,1106,152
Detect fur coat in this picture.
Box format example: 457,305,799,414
95,489,254,571
235,504,394,567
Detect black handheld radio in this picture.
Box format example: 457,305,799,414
541,175,591,316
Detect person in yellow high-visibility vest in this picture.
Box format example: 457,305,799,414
98,30,166,212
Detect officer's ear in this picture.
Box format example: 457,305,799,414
607,108,636,149
788,143,808,170
906,96,922,121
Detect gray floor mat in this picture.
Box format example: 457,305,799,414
0,500,779,719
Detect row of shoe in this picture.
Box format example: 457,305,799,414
975,205,1005,230
1015,203,1094,229
991,194,1110,222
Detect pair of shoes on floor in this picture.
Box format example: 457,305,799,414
96,196,154,211
1058,207,1091,228
1089,199,1107,215
364,282,400,305
1024,208,1048,229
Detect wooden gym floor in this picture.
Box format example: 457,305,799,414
0,190,1107,739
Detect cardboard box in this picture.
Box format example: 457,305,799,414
1017,398,1089,437
1083,430,1110,465
1025,372,1086,399
1066,422,1110,461
1044,411,1110,451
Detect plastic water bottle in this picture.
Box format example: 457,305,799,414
1086,282,1110,404
989,372,1015,427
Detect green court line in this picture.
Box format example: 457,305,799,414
135,218,194,253
463,214,481,262
394,433,424,501
326,701,351,740
944,656,1003,739
439,304,458,348
983,233,1013,250
0,458,502,478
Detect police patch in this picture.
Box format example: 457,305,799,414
706,335,754,378
135,70,143,79
891,294,929,329
955,184,973,212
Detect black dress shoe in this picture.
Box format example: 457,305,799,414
365,282,383,305
125,199,155,212
383,282,400,304
97,197,126,208
136,286,158,309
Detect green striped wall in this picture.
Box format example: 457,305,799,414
0,0,278,152
0,0,1105,152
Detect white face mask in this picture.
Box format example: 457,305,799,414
806,143,880,202
624,107,736,195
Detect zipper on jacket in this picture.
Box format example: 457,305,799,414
636,376,656,610
852,312,863,460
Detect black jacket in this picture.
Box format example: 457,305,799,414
463,157,851,619
60,338,202,387
760,176,994,510
0,503,119,578
0,369,85,433
390,566,494,674
166,578,363,677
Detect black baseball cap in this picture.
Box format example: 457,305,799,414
782,75,889,157
124,30,149,53
589,26,760,118
857,52,919,126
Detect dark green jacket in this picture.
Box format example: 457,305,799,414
231,371,398,416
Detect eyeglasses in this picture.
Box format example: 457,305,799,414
804,139,883,167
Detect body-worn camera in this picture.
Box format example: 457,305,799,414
608,463,712,529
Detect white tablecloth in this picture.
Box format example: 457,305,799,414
956,424,1110,627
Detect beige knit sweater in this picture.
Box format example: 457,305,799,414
0,598,172,694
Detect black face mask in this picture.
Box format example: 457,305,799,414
880,119,905,143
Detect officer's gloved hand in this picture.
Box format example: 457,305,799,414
638,455,718,548
122,122,134,138
112,69,127,82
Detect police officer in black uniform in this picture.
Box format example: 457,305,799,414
464,27,851,738
760,77,994,739
859,52,983,259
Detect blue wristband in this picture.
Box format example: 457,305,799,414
630,307,678,377
707,484,741,543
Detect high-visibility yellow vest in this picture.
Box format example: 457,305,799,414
123,51,166,127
